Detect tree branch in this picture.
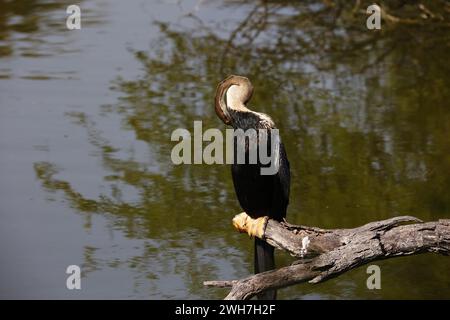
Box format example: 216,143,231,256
204,216,450,300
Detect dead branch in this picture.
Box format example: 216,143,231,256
204,216,450,300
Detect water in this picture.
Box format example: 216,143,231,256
1,0,449,299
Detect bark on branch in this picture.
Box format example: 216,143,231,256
204,216,450,300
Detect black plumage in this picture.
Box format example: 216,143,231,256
214,75,291,300
230,110,290,222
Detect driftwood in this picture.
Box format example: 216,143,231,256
204,215,450,300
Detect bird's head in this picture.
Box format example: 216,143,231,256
214,75,253,125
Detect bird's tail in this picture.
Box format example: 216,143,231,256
254,237,276,300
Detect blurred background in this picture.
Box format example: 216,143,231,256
0,0,449,299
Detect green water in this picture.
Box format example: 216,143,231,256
1,0,449,299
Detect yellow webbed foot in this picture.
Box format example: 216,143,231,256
232,212,268,239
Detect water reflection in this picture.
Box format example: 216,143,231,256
4,0,450,299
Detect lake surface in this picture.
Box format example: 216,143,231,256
1,0,449,299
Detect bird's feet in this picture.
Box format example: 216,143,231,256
232,212,268,239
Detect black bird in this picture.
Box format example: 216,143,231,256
214,75,290,300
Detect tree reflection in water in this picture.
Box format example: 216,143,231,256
34,0,450,299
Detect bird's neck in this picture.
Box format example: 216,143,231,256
227,102,250,113
224,83,275,129
226,86,251,113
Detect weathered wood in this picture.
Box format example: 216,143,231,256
204,216,450,300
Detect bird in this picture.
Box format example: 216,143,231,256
214,75,290,299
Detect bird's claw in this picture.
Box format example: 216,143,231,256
232,212,268,239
